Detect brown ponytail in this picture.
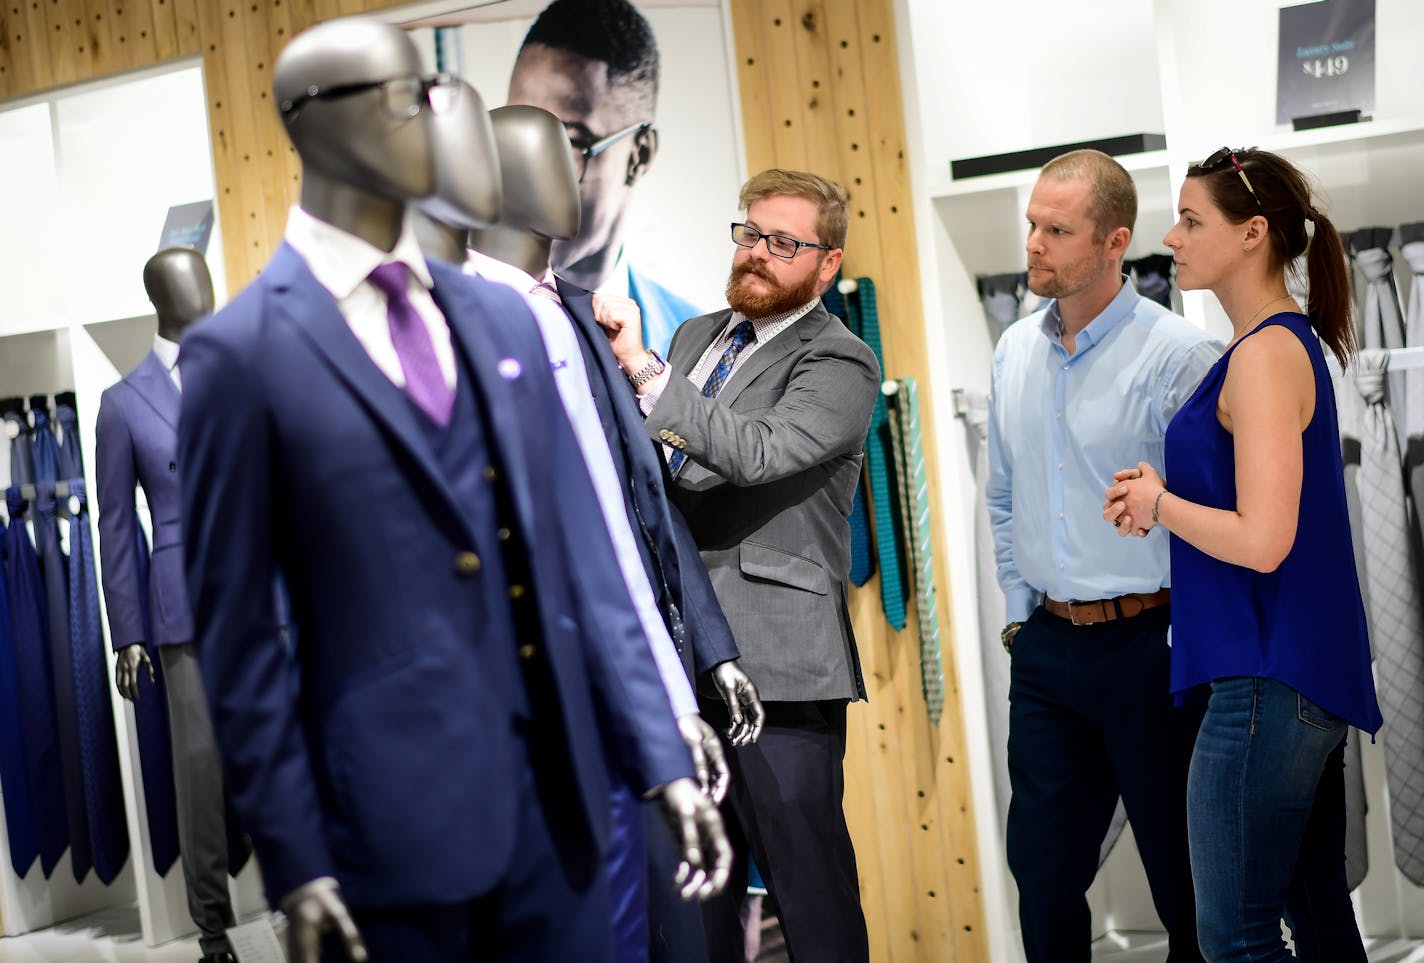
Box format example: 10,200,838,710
1186,148,1354,367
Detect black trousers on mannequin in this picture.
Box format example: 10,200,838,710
159,644,237,956
698,698,868,963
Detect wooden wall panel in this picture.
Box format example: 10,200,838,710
729,1,989,960
2,2,988,958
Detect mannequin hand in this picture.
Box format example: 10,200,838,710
281,877,367,963
654,776,732,901
591,293,648,372
114,644,155,702
676,713,731,804
709,660,764,747
1102,462,1164,538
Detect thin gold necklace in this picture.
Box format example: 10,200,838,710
1229,293,1295,346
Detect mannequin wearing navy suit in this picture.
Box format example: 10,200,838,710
96,247,237,963
176,19,725,963
456,104,757,963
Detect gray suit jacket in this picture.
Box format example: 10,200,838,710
647,301,880,702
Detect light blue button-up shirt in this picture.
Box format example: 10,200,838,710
987,278,1221,624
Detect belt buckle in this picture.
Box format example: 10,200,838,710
1069,601,1102,626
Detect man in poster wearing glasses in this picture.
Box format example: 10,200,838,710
507,0,701,356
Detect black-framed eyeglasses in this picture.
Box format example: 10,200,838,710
730,222,832,260
564,121,651,183
1198,146,1264,213
279,73,459,121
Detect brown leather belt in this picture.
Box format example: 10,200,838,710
1043,589,1170,626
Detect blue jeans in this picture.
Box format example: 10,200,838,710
1187,676,1366,962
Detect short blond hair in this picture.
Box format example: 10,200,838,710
738,169,849,250
1040,149,1137,240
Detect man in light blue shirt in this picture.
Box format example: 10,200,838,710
987,150,1219,963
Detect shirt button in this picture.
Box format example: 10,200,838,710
496,527,512,542
518,643,537,661
1057,463,1064,470
1059,562,1065,569
1055,412,1062,419
509,584,526,600
1062,365,1069,371
453,551,481,576
483,466,498,482
1058,512,1064,519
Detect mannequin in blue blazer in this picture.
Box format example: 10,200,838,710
177,18,725,963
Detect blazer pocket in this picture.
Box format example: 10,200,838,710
739,540,829,595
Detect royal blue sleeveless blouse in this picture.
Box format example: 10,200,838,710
1164,313,1382,734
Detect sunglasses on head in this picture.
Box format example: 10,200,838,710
1198,147,1264,213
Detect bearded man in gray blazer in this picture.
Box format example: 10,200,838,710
597,168,879,963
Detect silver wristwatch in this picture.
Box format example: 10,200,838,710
627,349,666,389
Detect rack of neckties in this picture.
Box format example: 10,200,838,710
0,393,128,887
822,275,945,724
1333,220,1424,889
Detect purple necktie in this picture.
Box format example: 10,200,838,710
367,262,455,426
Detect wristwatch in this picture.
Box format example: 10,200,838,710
1000,621,1024,652
627,349,666,390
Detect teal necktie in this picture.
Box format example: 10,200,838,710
846,279,906,630
886,378,942,722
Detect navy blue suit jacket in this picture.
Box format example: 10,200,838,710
556,278,739,679
178,245,692,909
95,351,193,650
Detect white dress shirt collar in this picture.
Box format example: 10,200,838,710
463,248,542,292
152,333,180,371
285,205,434,300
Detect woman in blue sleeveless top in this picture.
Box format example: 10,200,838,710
1102,148,1382,962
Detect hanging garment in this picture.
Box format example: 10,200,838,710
1126,254,1175,309
844,279,907,628
3,486,69,876
822,277,875,587
884,378,943,722
55,399,129,885
0,513,39,874
1349,228,1408,451
1354,352,1424,885
977,272,1027,344
31,401,95,882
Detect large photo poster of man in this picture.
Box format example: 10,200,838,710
410,0,744,354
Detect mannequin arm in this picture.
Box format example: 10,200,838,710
114,643,155,702
651,776,733,900
676,714,730,803
281,877,367,963
708,660,764,747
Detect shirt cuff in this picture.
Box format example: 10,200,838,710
1004,586,1041,625
637,367,673,415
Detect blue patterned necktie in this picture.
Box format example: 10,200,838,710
668,319,756,475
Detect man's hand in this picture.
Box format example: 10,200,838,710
114,643,155,702
653,776,733,901
677,713,731,803
709,660,765,747
591,292,649,373
281,877,367,963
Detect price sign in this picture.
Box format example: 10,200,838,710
1277,0,1374,125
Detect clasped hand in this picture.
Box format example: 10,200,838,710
1101,461,1163,538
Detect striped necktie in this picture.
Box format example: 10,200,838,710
668,320,756,476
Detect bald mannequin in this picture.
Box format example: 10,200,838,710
410,78,500,265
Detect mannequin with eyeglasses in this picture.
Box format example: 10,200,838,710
95,246,242,963
176,16,714,963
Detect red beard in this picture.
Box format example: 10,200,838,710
725,259,824,318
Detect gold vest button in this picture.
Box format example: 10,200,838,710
509,584,526,600
497,527,512,542
518,643,537,661
483,466,499,482
453,551,481,576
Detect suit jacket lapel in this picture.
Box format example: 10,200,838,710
126,351,181,431
266,245,478,544
715,303,829,410
430,261,540,534
670,311,730,373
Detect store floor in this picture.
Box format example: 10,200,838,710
1092,930,1424,961
0,904,234,962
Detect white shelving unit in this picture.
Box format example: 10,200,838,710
892,0,1424,958
0,61,266,946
